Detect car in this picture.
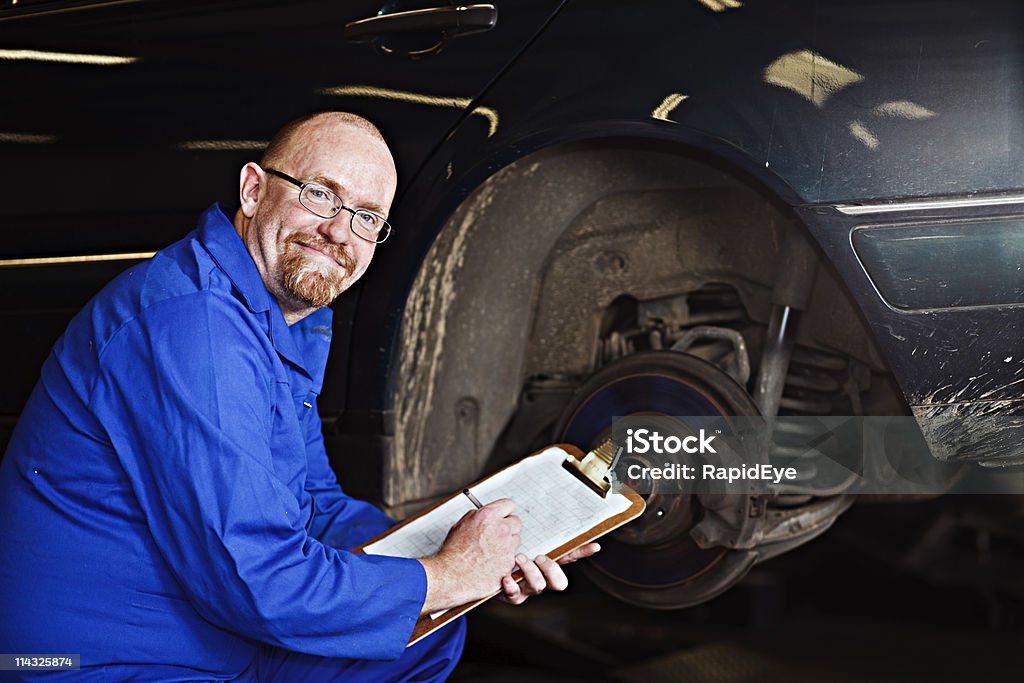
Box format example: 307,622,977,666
1,0,1020,613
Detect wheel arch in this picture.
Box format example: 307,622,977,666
377,125,894,509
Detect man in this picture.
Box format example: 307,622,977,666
0,112,597,681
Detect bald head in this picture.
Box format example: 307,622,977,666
261,111,389,170
235,111,398,324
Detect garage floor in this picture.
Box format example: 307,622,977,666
451,497,1024,682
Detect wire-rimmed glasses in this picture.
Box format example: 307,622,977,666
264,167,392,244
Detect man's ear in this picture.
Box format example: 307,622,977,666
239,162,264,218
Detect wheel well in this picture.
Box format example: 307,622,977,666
386,138,904,509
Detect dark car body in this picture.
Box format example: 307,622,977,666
1,0,1022,607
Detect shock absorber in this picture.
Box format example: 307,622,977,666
752,230,820,418
751,229,827,497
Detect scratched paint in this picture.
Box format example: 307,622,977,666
913,401,1024,466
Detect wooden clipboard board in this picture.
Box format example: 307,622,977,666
353,443,645,646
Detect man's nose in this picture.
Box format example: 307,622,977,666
317,212,353,243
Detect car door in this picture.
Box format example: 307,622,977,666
0,0,565,451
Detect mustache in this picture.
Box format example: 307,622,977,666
286,234,355,275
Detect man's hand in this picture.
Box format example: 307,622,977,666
498,543,601,605
418,498,522,614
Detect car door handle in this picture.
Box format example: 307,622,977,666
344,4,498,43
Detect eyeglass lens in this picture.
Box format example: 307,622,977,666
298,184,391,243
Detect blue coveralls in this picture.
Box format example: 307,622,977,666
0,205,465,681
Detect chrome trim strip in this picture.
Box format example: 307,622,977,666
834,195,1024,215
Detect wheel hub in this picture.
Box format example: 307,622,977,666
556,350,763,609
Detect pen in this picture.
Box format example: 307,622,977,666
462,488,484,509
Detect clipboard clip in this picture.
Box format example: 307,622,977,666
562,438,623,498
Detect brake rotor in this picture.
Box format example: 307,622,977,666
556,350,762,609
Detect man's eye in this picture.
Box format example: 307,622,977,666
354,211,380,228
302,185,335,206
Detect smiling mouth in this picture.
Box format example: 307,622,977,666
297,242,343,266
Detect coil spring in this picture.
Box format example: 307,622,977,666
771,346,868,496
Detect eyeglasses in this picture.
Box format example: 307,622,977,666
263,167,392,244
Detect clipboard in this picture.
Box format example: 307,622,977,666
353,442,646,646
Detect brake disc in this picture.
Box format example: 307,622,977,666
556,350,764,609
